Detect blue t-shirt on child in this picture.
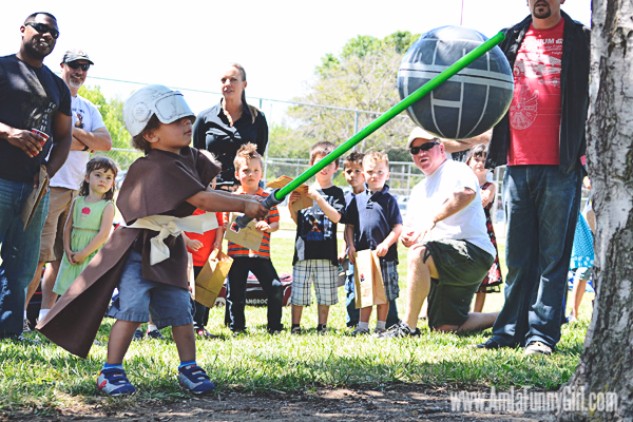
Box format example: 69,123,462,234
346,184,402,263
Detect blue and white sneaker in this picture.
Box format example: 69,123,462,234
96,368,136,396
177,364,216,395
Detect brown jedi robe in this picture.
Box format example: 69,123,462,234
37,147,218,357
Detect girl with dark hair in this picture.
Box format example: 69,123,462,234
52,156,118,296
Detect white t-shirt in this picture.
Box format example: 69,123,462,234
49,95,106,190
405,159,496,257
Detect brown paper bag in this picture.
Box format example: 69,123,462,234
225,214,264,251
354,249,387,308
266,175,312,210
194,250,233,308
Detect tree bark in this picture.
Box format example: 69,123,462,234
559,0,633,420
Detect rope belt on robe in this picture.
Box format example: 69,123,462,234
123,212,218,265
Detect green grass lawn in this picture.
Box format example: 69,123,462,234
0,207,594,414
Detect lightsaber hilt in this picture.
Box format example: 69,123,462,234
234,188,284,229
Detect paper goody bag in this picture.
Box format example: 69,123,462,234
194,250,233,308
225,214,264,251
354,249,387,308
266,175,312,210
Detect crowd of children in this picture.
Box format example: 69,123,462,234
27,84,594,398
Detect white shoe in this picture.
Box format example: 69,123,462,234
524,341,553,356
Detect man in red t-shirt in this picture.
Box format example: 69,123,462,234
477,0,590,356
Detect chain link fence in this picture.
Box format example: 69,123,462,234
97,147,506,222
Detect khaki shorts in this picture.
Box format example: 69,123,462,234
39,187,76,262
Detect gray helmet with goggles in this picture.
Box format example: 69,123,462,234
123,84,195,137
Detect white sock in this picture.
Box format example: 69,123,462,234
38,308,50,322
357,321,369,331
23,310,28,319
147,323,158,332
376,321,386,330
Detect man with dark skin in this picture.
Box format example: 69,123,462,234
24,49,112,330
0,12,72,340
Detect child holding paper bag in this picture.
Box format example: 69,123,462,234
345,151,402,336
184,210,225,337
289,141,346,335
225,143,283,335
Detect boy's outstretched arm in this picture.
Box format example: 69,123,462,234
187,191,267,220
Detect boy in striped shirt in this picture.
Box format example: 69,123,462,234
226,143,283,335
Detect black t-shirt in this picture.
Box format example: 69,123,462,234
0,54,71,182
192,101,268,188
292,185,345,266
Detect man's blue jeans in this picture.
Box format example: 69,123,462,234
491,165,581,348
0,178,49,338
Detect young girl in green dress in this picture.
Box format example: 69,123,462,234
53,156,117,296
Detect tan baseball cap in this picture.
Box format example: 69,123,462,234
407,127,440,148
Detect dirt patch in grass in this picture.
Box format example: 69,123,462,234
5,385,555,421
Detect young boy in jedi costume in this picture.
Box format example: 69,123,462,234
37,85,267,395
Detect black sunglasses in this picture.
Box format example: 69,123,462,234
409,140,440,155
67,62,91,71
25,22,59,39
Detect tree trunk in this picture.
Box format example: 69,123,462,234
558,0,633,420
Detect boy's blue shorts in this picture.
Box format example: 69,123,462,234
106,250,193,328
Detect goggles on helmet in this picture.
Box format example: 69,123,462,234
124,84,195,137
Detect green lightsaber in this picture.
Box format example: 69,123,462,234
236,30,505,228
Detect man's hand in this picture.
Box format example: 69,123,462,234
6,129,45,158
417,220,436,244
401,227,423,248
